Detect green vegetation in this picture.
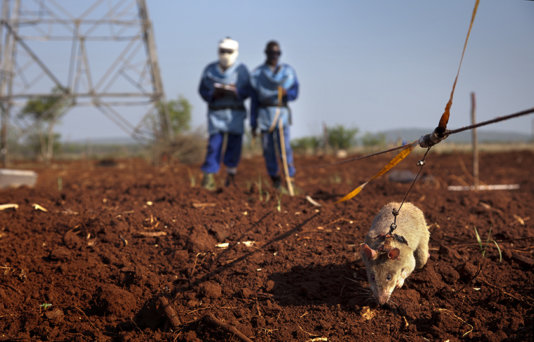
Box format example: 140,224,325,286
39,303,53,311
256,174,271,203
159,95,192,135
327,125,359,151
291,136,322,154
8,94,198,163
360,131,386,148
19,87,71,162
473,226,502,262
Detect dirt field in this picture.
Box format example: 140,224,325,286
1,149,533,341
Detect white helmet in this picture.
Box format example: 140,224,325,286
218,37,239,68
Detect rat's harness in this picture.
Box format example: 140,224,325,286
375,146,432,255
373,231,408,257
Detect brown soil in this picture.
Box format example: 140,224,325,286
1,150,533,341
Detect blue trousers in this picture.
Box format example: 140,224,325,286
201,132,243,174
261,126,296,178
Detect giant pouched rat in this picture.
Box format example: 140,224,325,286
360,202,429,305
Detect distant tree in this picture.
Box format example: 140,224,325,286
291,136,321,154
159,95,192,136
19,86,70,162
327,125,359,150
361,132,386,147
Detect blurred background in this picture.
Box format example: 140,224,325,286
1,0,533,162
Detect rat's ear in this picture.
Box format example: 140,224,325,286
388,248,400,260
360,244,378,260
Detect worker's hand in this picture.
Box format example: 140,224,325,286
251,126,258,138
281,87,287,95
212,87,224,99
225,84,237,94
213,83,237,99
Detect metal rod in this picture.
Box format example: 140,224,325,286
0,0,182,161
0,0,12,167
332,106,534,167
446,107,534,135
2,92,157,99
137,0,170,140
1,18,64,88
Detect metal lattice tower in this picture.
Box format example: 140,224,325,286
0,0,170,164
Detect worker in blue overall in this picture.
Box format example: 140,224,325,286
198,37,251,190
250,41,299,190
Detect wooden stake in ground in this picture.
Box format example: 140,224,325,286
471,92,479,190
448,91,519,192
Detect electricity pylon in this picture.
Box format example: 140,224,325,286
0,0,170,165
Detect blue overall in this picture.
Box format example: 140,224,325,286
198,61,250,174
250,63,299,177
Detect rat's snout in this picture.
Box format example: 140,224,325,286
377,291,391,305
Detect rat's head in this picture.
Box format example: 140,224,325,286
360,243,404,305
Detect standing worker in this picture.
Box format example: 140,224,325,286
198,37,251,190
250,40,299,191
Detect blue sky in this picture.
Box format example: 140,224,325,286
56,0,534,141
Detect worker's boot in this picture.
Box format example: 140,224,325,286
201,172,215,190
225,173,235,187
270,175,282,190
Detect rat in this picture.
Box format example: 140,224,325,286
360,202,430,305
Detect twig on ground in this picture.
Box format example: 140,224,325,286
133,231,167,237
119,234,128,246
159,297,181,329
192,202,216,208
0,204,18,211
478,277,529,303
305,196,321,207
74,306,98,331
1,282,22,295
203,314,253,342
438,308,473,337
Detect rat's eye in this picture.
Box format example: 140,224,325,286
386,274,392,281
370,274,375,281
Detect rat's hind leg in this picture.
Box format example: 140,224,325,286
414,239,429,269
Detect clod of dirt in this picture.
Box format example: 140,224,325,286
199,281,222,299
172,249,189,263
437,264,460,284
396,288,422,319
265,279,275,292
44,308,64,322
438,244,463,261
92,284,137,317
511,252,534,268
186,298,201,308
183,330,201,342
186,225,217,251
47,247,71,261
457,261,478,281
62,229,84,249
240,287,253,298
208,224,231,241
